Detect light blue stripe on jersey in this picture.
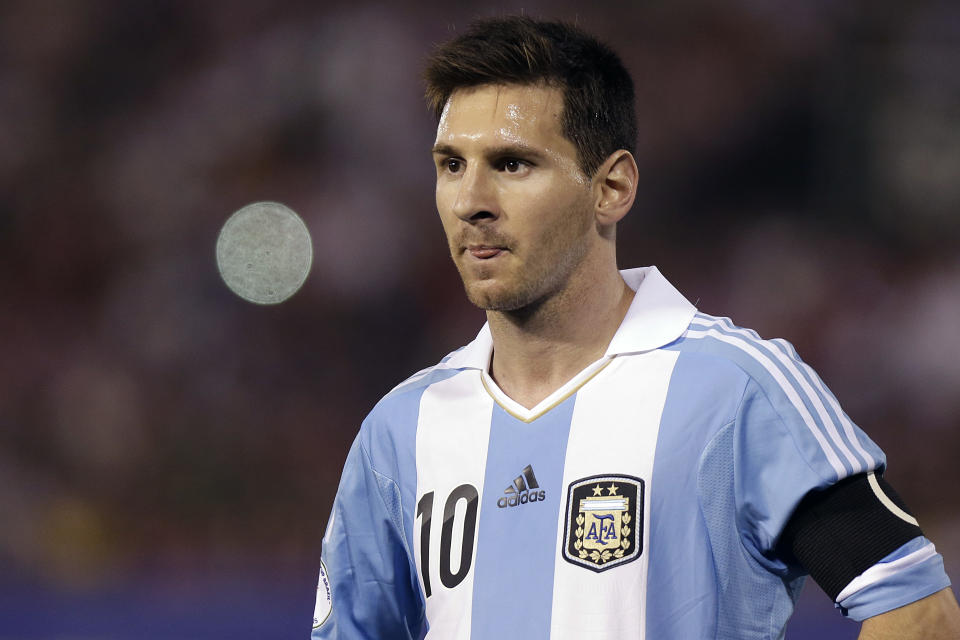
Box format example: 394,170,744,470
646,351,740,638
470,396,577,639
316,369,466,640
370,367,465,563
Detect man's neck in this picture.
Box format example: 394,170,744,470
486,263,635,409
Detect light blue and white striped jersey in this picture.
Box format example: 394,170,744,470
312,266,950,640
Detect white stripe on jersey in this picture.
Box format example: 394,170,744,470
686,318,860,479
765,335,878,473
709,316,876,473
694,315,878,474
416,371,494,639
549,350,680,639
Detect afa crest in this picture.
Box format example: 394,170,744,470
562,474,643,572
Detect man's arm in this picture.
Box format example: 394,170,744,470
313,436,424,639
859,588,960,640
775,470,954,626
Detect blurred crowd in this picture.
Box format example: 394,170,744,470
1,0,958,637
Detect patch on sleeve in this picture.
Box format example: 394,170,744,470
313,560,332,629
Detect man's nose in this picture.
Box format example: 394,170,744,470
451,165,498,223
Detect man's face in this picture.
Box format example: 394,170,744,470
432,84,596,312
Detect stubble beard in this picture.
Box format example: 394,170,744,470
453,213,592,315
463,268,543,312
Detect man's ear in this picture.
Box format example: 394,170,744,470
593,150,639,226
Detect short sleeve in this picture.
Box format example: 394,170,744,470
681,318,886,564
837,537,952,620
312,437,425,639
733,378,952,618
732,375,884,566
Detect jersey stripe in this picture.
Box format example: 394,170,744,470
691,314,877,475
416,371,495,639
708,315,876,472
768,333,878,472
703,319,863,473
470,398,576,638
549,350,680,639
684,318,849,479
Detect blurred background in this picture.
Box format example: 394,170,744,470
1,0,958,638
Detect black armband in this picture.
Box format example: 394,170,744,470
777,471,923,601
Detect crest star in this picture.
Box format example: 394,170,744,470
592,484,603,496
608,483,619,495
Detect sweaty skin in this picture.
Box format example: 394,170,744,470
433,84,596,313
432,83,638,408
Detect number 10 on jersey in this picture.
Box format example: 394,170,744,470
416,484,479,597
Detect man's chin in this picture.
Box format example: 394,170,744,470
464,281,531,312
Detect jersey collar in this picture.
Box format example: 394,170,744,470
605,266,697,356
444,266,697,371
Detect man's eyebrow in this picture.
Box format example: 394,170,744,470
485,144,545,160
431,142,545,160
431,143,458,156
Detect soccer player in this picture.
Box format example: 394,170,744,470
312,16,960,639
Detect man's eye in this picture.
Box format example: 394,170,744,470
445,159,462,173
497,158,533,174
504,160,521,173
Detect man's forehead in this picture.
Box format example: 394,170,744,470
435,83,565,144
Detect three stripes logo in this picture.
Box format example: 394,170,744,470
497,464,546,508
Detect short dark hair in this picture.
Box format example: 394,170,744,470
423,16,636,177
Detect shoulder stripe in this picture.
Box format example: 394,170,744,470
709,316,878,475
684,322,847,478
685,315,875,479
705,316,876,474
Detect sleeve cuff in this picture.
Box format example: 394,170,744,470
836,537,952,621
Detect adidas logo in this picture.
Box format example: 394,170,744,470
497,464,546,508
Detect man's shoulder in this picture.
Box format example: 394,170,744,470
353,347,475,469
387,348,471,398
364,346,474,423
373,323,491,410
668,311,809,384
670,311,885,476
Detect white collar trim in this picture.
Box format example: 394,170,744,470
605,266,697,355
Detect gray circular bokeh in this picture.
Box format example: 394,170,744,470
216,201,313,305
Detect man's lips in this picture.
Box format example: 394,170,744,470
467,245,506,259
